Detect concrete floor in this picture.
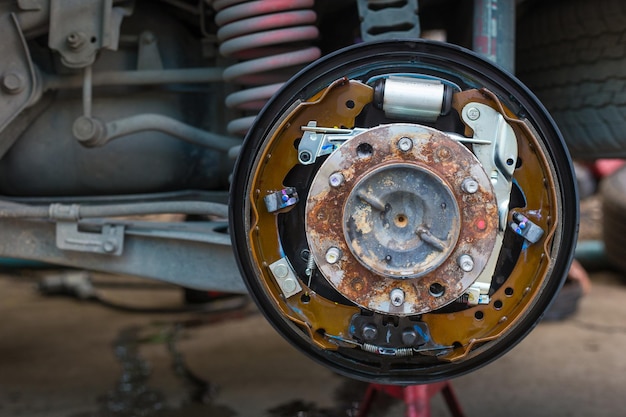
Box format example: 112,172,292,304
1,267,626,417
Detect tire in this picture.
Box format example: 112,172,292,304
602,165,626,274
517,0,626,159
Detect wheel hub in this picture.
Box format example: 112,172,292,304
306,124,499,315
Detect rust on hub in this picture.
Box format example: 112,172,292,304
305,124,499,315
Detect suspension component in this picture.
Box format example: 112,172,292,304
214,0,321,135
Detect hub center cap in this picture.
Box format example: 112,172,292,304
344,163,459,278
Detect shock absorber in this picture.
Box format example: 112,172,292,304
213,0,321,135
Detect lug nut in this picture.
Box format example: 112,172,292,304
461,178,479,194
397,137,413,152
329,172,344,187
390,288,405,307
325,247,341,264
458,254,474,272
466,107,481,121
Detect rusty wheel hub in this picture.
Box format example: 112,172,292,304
306,124,498,315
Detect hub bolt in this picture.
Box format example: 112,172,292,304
329,172,345,188
461,178,479,194
325,247,342,264
390,288,405,307
398,137,413,152
458,254,475,272
467,107,481,121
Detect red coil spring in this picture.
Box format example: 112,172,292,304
214,0,321,135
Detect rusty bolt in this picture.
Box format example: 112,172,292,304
466,107,481,121
461,178,479,194
397,137,413,152
458,254,474,272
325,247,341,264
2,72,25,94
329,172,344,188
390,288,405,307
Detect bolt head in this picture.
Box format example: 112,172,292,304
329,172,344,188
390,288,405,307
398,137,413,152
325,247,341,264
2,73,24,94
66,32,86,49
402,329,418,345
458,254,474,272
103,240,117,253
461,178,479,194
467,107,481,121
362,324,378,341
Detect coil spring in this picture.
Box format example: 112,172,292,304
213,0,321,135
362,343,414,357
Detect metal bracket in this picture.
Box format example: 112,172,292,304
268,257,302,298
56,221,125,255
461,102,518,300
48,0,132,68
298,121,366,165
0,12,38,157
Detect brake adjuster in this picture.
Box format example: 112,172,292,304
230,40,578,383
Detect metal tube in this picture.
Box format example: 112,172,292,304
0,200,229,219
44,67,225,91
82,66,92,118
103,114,242,151
472,0,516,73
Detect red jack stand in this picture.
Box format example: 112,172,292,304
357,381,466,417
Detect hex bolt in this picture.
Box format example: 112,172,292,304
328,172,345,188
362,324,378,341
461,178,479,194
1,72,24,95
325,247,341,264
458,254,475,272
390,288,405,307
397,137,413,152
466,107,481,121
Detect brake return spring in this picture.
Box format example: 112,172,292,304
213,0,321,135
